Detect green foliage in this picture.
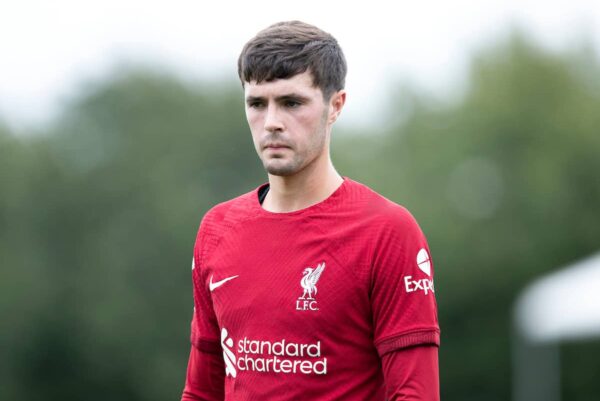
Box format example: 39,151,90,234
2,34,599,400
335,33,600,400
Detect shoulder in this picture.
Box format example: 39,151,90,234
346,178,422,235
346,180,431,276
196,184,262,240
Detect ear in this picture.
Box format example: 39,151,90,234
327,90,346,124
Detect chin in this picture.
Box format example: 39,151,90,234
265,166,297,176
264,160,301,176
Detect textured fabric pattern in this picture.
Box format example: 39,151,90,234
187,176,440,400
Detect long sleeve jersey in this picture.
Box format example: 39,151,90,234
182,176,440,400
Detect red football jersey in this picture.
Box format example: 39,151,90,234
190,176,440,400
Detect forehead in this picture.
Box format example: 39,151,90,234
244,71,321,98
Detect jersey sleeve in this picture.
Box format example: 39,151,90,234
190,213,222,353
370,206,440,356
181,345,225,401
381,345,440,401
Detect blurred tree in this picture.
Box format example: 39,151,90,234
335,32,600,401
1,69,264,400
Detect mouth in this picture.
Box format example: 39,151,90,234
264,144,290,150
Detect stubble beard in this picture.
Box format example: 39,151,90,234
262,108,329,177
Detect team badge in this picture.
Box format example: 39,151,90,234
296,262,326,311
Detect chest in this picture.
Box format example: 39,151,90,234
203,219,372,339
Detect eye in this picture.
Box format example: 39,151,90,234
284,100,302,108
248,101,265,109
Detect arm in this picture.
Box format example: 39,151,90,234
381,345,440,401
181,344,225,401
182,212,225,400
369,206,441,399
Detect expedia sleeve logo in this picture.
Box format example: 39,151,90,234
404,248,435,295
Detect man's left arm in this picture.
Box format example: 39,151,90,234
370,206,440,400
381,345,439,401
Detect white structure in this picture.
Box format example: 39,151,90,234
513,252,600,401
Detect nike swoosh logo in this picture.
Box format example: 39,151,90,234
209,275,239,292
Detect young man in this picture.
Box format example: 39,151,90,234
181,21,440,401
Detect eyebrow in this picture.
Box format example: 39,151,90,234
245,93,311,104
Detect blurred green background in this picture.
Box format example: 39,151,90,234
1,33,600,400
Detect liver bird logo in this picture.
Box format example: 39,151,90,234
300,262,326,299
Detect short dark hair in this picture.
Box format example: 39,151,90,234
238,20,347,100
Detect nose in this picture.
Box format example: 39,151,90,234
264,104,284,133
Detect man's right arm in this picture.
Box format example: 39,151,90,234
181,344,225,401
182,212,226,401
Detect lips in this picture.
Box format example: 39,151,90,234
264,143,290,149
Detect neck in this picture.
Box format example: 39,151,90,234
263,155,343,213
